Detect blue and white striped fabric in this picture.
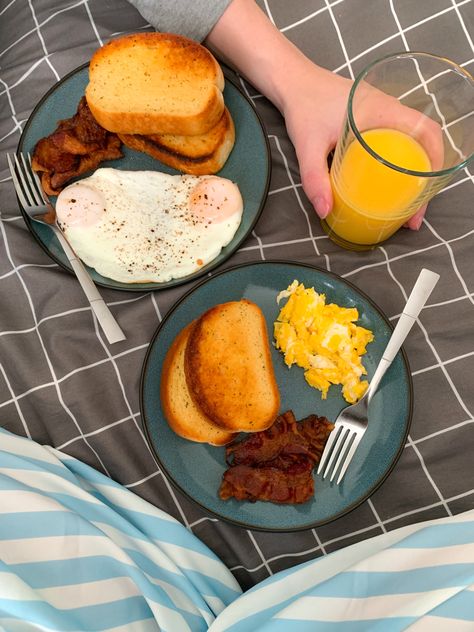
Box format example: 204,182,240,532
1,426,473,632
0,427,241,631
209,514,474,632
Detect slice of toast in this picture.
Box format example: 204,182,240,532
86,32,225,136
118,107,235,175
185,300,280,432
160,322,236,446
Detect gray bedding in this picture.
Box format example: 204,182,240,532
0,0,473,590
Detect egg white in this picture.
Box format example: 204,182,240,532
56,168,243,283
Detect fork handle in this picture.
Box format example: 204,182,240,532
53,228,126,344
368,268,439,401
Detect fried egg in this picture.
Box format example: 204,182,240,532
55,168,243,283
274,280,374,403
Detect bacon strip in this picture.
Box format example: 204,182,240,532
220,460,315,504
219,411,334,504
31,97,123,195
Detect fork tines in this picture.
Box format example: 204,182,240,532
7,153,46,209
317,425,363,484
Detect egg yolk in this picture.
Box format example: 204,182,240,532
189,177,241,222
56,184,106,228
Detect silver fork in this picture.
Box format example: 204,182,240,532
7,153,126,345
317,268,440,484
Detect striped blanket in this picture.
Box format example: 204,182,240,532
1,428,473,631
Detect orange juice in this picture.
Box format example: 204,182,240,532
327,128,431,246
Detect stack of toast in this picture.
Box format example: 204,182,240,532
161,300,281,445
85,32,235,174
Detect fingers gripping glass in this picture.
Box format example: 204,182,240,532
322,52,474,250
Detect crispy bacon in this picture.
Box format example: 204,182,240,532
220,460,314,504
219,410,334,504
227,411,310,465
31,97,123,195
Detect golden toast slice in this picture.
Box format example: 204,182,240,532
160,322,235,446
86,32,225,136
185,300,280,432
118,107,235,175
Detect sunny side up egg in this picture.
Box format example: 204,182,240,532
55,168,243,283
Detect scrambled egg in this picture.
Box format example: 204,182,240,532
274,280,374,403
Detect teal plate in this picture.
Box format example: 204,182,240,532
140,261,413,531
17,64,270,291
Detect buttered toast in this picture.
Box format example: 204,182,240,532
86,32,225,136
160,323,236,446
118,107,235,175
185,300,280,433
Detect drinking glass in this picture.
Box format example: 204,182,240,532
321,52,474,251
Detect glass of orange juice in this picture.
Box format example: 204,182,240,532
322,52,474,251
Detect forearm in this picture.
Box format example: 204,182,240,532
206,0,331,115
128,0,352,218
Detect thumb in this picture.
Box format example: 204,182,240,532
298,145,334,220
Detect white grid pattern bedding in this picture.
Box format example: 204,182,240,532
0,0,473,590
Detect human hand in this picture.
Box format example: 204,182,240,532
280,66,351,222
207,0,442,232
280,65,443,231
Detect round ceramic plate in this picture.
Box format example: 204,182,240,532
140,261,413,531
17,64,270,291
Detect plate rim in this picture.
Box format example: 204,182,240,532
139,259,414,532
17,62,271,292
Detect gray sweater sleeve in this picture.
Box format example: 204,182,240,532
127,0,233,42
